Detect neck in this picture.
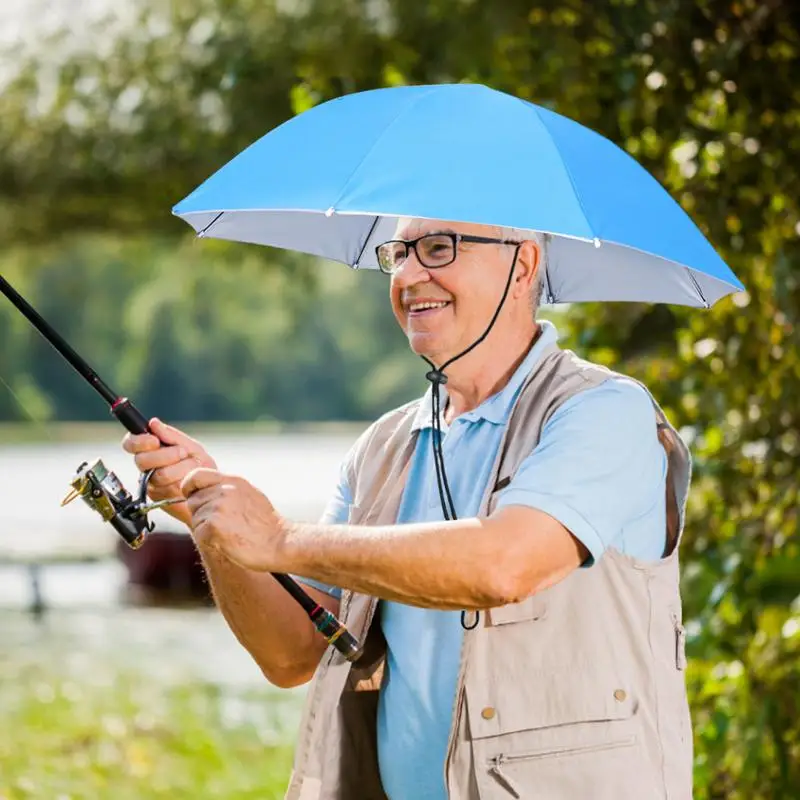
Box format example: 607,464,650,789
437,322,541,423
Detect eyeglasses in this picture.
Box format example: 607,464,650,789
375,233,519,275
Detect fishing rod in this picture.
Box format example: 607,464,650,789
0,273,363,662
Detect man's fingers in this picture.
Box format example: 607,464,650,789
149,459,203,488
181,467,223,498
123,418,194,453
145,480,187,503
149,418,198,450
133,444,188,473
122,432,162,455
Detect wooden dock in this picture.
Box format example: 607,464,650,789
0,529,211,616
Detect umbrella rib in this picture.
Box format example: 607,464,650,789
543,247,556,304
352,215,381,269
327,86,442,214
197,211,225,238
686,269,710,308
514,97,598,241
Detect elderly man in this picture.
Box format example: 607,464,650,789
123,217,693,800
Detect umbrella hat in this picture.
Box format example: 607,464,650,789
172,83,746,634
173,82,744,307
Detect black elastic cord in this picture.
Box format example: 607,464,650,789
421,246,521,631
426,370,456,520
430,382,448,517
427,377,448,518
435,385,456,519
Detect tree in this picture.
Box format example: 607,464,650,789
1,1,798,795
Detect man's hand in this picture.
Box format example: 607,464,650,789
180,468,286,572
121,418,217,528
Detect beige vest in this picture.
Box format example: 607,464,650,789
285,343,693,800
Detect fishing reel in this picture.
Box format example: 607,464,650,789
61,458,181,549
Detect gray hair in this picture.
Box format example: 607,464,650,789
496,226,548,317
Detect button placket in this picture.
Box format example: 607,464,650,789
427,424,461,510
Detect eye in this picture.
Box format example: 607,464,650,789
420,235,454,263
378,242,406,271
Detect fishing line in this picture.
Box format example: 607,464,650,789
0,372,57,444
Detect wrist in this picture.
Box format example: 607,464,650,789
274,516,304,574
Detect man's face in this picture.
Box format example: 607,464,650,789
387,218,524,363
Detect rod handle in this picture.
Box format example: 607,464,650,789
310,607,364,662
111,397,151,435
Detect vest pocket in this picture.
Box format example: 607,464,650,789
466,671,636,738
487,736,638,798
466,673,650,799
486,594,548,626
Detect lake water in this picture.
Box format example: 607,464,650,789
0,426,363,559
0,425,365,694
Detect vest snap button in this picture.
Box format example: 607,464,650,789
614,689,627,702
481,706,496,720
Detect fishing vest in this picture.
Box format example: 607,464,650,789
285,342,694,800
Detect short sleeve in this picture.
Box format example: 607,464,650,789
495,378,667,565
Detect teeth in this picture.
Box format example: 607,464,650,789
409,301,449,312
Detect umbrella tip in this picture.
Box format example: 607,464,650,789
593,237,601,248
325,206,336,217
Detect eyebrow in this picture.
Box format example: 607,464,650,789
397,228,457,239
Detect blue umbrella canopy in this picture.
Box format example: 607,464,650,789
172,83,744,307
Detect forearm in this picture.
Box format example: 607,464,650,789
280,515,527,610
198,545,336,687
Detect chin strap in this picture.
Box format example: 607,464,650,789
420,246,521,631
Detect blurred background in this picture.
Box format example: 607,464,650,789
0,1,798,798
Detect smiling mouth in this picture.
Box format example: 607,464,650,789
407,301,451,315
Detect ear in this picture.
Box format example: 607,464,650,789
512,240,540,299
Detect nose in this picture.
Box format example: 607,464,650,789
391,249,431,289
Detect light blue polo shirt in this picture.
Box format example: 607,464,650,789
300,321,668,800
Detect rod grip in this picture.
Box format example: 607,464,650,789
111,398,150,435
310,607,364,662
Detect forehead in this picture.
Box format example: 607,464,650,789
393,217,498,240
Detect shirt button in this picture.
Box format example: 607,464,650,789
613,689,627,702
481,707,496,720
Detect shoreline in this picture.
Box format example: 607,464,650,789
0,419,371,445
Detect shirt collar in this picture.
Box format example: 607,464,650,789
411,320,561,432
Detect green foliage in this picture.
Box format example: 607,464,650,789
0,237,423,423
0,660,295,799
1,0,799,796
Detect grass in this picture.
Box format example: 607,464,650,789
0,661,297,799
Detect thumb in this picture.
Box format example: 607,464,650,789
180,466,223,499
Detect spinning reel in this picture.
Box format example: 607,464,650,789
61,458,181,549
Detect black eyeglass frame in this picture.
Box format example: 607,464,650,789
375,233,520,275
